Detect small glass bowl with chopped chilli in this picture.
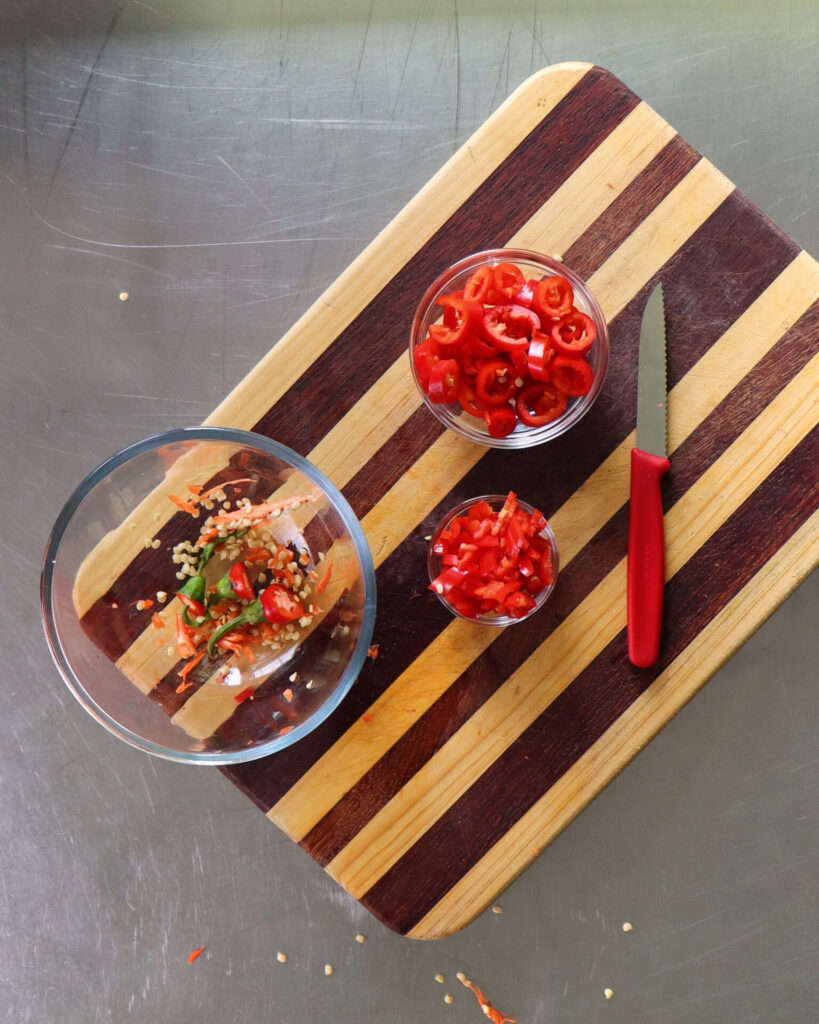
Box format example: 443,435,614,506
427,492,559,626
409,248,609,447
41,427,376,765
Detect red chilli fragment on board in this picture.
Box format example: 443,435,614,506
187,947,205,964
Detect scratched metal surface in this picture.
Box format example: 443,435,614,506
1,2,817,1021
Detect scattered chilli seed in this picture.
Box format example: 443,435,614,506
604,989,614,1000
324,964,333,976
355,934,365,944
492,905,503,915
622,922,633,932
435,973,445,984
444,994,453,1005
276,952,287,963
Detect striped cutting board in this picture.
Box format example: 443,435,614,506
85,63,819,938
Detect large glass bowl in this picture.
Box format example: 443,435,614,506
41,427,376,765
409,248,609,448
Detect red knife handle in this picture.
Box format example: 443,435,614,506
627,447,670,667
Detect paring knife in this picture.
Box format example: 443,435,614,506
627,282,670,668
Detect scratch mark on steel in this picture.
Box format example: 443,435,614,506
43,4,125,212
353,0,375,95
215,155,276,218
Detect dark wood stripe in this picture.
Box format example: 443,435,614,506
250,67,640,454
343,406,444,521
221,193,802,811
563,134,700,278
362,427,819,934
298,301,819,864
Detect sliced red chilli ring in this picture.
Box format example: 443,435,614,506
427,358,462,404
492,262,526,298
550,356,594,397
457,376,488,419
527,329,555,382
463,265,494,304
533,275,574,320
481,304,541,353
476,358,518,406
515,381,568,426
551,310,596,356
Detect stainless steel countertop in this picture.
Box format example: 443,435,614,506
2,2,816,1021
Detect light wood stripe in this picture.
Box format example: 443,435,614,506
203,64,590,434
266,243,819,846
362,431,483,567
322,355,818,897
307,356,421,490
409,508,819,938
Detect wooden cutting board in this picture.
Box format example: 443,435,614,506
81,63,819,938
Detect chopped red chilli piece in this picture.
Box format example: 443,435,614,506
187,947,205,965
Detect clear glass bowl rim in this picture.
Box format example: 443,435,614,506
427,493,559,627
40,426,377,766
409,247,609,449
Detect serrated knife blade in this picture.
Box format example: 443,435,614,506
627,282,671,668
635,283,668,458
